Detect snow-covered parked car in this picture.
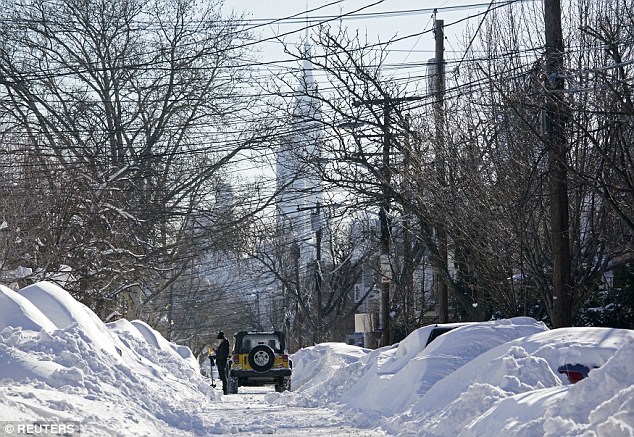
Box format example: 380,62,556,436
342,317,549,413
404,321,474,350
286,317,548,415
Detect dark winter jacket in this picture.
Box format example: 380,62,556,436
215,338,230,363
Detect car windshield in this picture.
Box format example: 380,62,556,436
241,334,281,353
425,327,456,347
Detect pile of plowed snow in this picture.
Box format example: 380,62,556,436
277,317,634,436
0,282,216,435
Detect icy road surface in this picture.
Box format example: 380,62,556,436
201,386,387,436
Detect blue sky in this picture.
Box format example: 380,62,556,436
221,0,485,71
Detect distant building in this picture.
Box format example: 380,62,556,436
275,41,324,262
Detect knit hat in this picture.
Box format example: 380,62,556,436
216,331,225,339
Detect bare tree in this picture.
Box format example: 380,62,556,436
270,0,634,335
0,0,274,317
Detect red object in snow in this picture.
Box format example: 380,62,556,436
557,364,592,384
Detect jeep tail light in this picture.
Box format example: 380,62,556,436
232,354,239,364
282,354,289,362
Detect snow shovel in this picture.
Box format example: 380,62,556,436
207,347,217,388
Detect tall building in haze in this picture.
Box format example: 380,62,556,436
275,41,323,259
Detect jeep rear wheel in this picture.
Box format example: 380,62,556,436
275,377,291,393
248,345,275,372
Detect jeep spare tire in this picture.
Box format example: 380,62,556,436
248,345,275,372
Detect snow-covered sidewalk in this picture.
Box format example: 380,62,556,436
1,282,218,435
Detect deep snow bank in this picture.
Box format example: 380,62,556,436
130,319,200,372
0,282,217,436
412,327,634,437
275,317,548,416
344,317,548,414
280,316,633,437
0,284,56,333
19,282,125,360
540,339,634,437
271,342,372,408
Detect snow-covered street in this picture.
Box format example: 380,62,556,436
2,282,634,436
1,281,388,436
202,386,386,436
1,0,634,435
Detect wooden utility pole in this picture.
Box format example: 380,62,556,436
167,284,174,341
292,242,302,349
353,96,421,345
380,100,392,345
402,115,414,335
433,18,449,323
544,0,572,327
313,202,323,342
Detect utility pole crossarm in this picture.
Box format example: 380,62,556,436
352,96,423,108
